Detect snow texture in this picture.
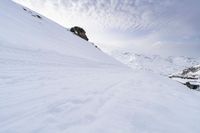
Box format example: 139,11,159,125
1,1,200,133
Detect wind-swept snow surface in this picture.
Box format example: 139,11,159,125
1,1,200,133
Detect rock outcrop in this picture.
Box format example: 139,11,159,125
70,26,89,41
170,65,200,90
184,82,200,90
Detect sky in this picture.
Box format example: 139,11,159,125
13,0,200,57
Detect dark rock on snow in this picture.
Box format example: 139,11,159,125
70,26,89,41
170,65,200,90
184,82,199,90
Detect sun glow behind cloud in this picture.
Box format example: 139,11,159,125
13,0,200,57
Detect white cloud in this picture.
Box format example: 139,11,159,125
13,0,200,56
13,0,173,29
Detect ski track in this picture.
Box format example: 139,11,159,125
0,48,131,132
1,46,200,133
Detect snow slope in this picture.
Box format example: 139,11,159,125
1,0,200,133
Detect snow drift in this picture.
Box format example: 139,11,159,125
0,0,200,133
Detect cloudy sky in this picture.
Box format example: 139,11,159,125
13,0,200,57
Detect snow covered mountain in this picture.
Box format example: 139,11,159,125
112,51,200,90
1,0,200,133
112,51,200,76
171,65,200,79
170,65,200,90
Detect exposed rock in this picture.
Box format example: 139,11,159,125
170,65,200,90
23,7,42,19
184,82,199,90
70,26,89,41
170,65,200,79
32,15,42,19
